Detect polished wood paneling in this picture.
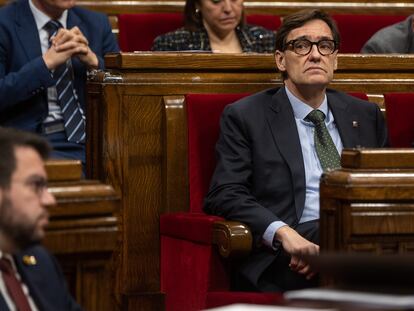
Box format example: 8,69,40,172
321,149,414,255
44,160,120,310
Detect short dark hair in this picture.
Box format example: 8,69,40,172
184,0,245,31
0,127,51,188
275,9,340,52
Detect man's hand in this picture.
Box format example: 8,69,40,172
275,225,319,279
43,27,98,70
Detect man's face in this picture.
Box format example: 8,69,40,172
0,147,55,251
32,0,76,19
275,19,338,92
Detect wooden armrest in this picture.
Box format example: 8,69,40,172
212,220,252,259
45,159,82,181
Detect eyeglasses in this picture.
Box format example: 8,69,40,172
285,38,337,56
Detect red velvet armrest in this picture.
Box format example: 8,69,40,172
160,212,223,244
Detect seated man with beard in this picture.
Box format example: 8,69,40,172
0,127,82,311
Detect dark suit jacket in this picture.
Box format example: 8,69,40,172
0,245,82,311
204,87,388,286
0,0,119,132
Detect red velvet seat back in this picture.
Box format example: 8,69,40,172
118,13,183,51
384,93,414,147
186,93,250,212
348,92,369,101
246,14,282,31
332,14,407,53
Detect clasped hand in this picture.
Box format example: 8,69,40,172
43,26,98,70
275,225,319,280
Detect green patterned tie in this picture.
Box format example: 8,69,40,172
305,109,341,171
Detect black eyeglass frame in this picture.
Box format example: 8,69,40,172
284,38,338,56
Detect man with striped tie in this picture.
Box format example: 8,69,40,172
0,0,119,167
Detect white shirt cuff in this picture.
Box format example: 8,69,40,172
262,221,287,250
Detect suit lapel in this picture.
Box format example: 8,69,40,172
15,0,43,61
13,253,49,311
327,91,361,148
266,87,306,220
66,8,83,31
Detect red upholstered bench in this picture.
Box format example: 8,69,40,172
118,13,183,51
384,93,414,147
332,14,407,53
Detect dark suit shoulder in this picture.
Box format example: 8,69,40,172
226,87,280,113
0,0,17,24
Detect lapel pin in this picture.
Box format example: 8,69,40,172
22,255,37,266
352,121,359,128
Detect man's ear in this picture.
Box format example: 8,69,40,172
333,54,338,70
275,50,286,73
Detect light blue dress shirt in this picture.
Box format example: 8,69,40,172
262,86,343,248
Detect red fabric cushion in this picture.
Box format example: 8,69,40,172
187,93,250,213
384,93,414,147
348,92,368,101
160,212,223,244
118,13,183,51
161,236,230,311
332,14,407,53
206,292,285,309
246,14,282,31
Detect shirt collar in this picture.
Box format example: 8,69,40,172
285,85,329,122
29,0,68,31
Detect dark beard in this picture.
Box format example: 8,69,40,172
0,196,41,251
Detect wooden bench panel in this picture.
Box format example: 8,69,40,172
43,160,120,311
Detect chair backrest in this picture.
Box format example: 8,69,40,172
246,14,282,31
348,92,369,101
332,14,407,53
186,93,250,212
384,93,414,147
118,13,184,51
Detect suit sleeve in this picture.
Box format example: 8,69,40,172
204,104,281,247
0,27,54,111
47,250,84,311
95,14,119,69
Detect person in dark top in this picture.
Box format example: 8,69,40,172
361,15,414,53
152,0,275,53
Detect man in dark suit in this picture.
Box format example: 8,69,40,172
0,0,119,165
204,9,388,292
0,127,82,310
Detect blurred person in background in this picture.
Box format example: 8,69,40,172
361,15,414,53
152,0,275,53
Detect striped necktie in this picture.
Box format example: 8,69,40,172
0,258,32,311
44,20,86,143
305,109,341,171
